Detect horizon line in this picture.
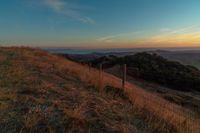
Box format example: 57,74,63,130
39,46,200,50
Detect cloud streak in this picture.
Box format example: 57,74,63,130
137,25,200,46
96,25,200,48
159,25,200,35
97,31,142,43
44,0,95,24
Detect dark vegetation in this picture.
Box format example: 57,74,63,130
89,52,200,92
58,53,100,63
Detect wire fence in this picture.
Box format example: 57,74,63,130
85,63,200,133
52,57,200,133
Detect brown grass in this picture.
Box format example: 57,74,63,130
44,49,199,133
0,47,199,132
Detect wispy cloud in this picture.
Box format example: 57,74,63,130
159,25,200,35
96,25,200,48
44,0,95,24
97,31,142,43
138,25,200,45
45,0,64,12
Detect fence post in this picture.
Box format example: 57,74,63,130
89,63,91,72
122,64,127,90
99,64,103,90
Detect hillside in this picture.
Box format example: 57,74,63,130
60,49,200,70
153,50,200,69
88,53,200,118
90,53,200,92
0,47,156,133
0,47,199,133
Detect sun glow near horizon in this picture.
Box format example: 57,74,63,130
1,0,200,48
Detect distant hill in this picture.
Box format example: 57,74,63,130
57,49,200,70
152,50,200,69
89,52,200,92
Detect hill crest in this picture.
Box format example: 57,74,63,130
0,47,199,133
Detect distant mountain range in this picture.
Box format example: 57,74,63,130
152,50,200,69
55,49,200,69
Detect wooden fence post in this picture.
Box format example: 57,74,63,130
99,64,103,89
89,63,91,72
122,64,127,90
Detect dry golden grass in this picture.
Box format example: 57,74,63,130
0,47,199,132
42,49,199,133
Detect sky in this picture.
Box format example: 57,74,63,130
1,0,200,48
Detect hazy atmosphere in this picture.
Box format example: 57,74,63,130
1,0,200,48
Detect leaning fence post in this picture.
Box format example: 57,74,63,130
89,63,91,72
99,64,103,90
122,64,127,90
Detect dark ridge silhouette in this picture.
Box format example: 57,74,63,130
89,52,200,92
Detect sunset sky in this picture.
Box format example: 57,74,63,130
1,0,200,48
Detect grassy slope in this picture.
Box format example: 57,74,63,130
106,65,200,118
0,47,154,133
0,47,199,133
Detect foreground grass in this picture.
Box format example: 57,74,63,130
55,49,199,133
0,47,155,133
0,47,199,133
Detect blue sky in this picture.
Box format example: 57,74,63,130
1,0,200,48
